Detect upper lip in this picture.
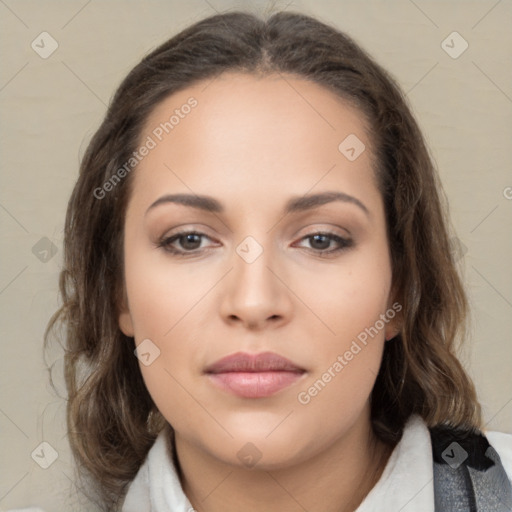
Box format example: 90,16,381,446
205,352,306,374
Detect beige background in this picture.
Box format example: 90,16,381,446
1,0,511,510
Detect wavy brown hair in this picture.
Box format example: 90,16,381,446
45,9,483,510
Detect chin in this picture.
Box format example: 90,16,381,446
215,424,314,470
226,440,309,472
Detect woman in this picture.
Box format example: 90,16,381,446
35,10,511,512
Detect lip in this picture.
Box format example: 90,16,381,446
204,352,306,399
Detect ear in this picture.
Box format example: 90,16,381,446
118,291,134,337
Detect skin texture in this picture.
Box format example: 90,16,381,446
119,72,399,512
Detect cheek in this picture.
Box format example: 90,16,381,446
123,242,216,426
290,240,391,421
123,241,212,339
293,263,390,441
293,244,392,346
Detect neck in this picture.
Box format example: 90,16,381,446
172,412,394,512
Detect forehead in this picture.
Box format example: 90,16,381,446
130,72,379,213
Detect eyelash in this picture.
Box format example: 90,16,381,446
156,230,353,258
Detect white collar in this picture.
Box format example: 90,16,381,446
122,414,434,512
355,414,434,511
122,429,193,512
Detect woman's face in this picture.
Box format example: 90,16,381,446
119,72,398,469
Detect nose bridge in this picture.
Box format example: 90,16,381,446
220,232,291,326
233,233,278,300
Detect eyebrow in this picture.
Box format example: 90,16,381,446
145,191,369,216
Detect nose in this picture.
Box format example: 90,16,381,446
219,241,293,331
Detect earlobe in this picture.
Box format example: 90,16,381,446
385,327,400,341
384,296,402,341
117,289,134,337
118,310,134,337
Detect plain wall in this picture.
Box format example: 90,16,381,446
1,1,511,510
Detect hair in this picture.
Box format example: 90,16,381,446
45,9,483,510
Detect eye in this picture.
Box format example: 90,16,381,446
295,232,353,257
157,230,216,256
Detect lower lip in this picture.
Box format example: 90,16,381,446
207,371,304,398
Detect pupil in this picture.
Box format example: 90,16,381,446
312,234,329,249
183,234,200,249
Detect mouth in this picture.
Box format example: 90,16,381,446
204,351,307,399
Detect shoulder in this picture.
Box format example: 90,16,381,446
428,421,512,510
